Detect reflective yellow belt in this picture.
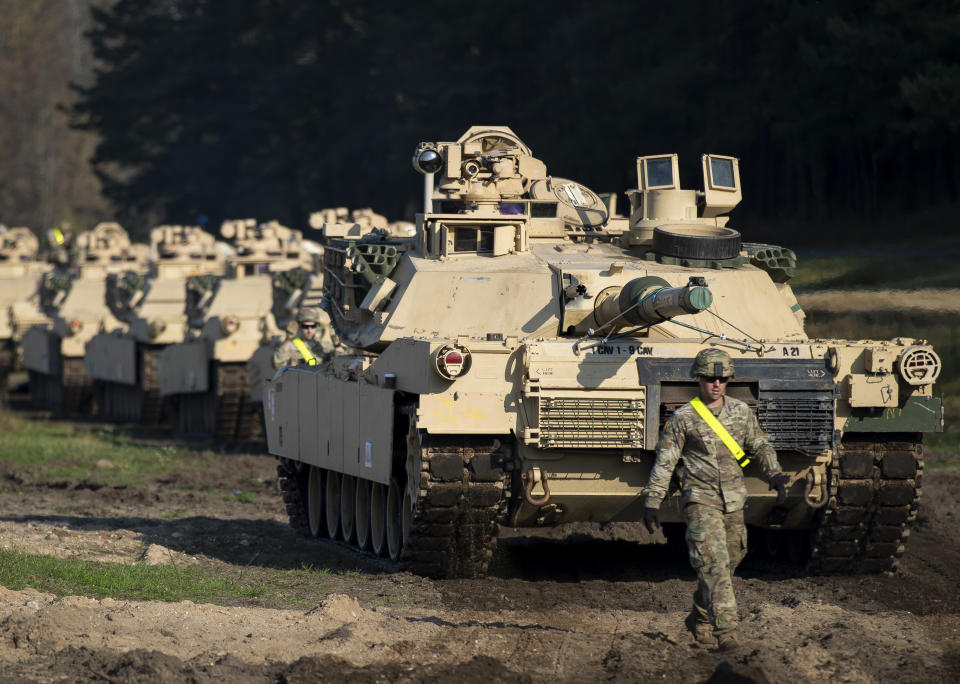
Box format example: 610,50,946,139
292,337,317,366
690,397,750,468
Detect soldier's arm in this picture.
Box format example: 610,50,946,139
744,411,782,480
643,414,685,508
271,346,286,369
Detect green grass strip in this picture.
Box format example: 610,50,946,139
0,413,196,486
0,548,269,603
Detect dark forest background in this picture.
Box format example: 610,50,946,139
2,0,959,245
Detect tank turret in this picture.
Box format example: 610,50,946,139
153,218,325,441
83,224,228,424
22,222,150,415
0,226,53,402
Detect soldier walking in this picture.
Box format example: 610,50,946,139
272,307,334,369
643,348,790,651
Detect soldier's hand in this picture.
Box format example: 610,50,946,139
769,473,790,504
643,507,661,534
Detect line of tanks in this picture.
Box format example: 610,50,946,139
0,211,405,442
1,125,945,581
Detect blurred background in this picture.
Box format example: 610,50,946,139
1,0,958,437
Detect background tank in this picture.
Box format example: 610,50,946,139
262,126,941,578
21,222,151,415
0,226,53,402
84,225,231,425
156,218,323,442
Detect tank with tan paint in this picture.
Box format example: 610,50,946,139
21,222,151,414
264,126,941,578
83,224,230,425
155,218,324,442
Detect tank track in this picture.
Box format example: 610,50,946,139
61,357,95,416
214,363,263,444
96,380,144,422
274,434,508,579
0,342,12,404
138,346,165,426
400,433,508,578
808,434,923,574
277,458,310,537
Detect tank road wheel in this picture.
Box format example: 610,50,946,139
808,434,923,574
398,416,507,578
355,478,371,551
340,474,357,543
370,482,388,557
386,477,404,562
307,466,325,538
324,470,341,540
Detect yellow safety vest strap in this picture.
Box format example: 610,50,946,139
689,397,751,468
292,337,318,366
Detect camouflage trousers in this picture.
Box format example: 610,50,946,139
684,502,748,635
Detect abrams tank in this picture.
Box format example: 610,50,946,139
263,126,942,578
84,225,230,425
22,222,150,414
156,219,323,442
0,227,54,401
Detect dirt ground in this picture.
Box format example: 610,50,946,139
0,424,958,682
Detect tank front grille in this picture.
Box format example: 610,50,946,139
757,396,834,455
539,395,644,449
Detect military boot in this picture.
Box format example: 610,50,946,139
715,631,742,652
684,610,714,646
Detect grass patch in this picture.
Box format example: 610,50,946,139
0,413,201,486
0,549,338,606
0,548,270,603
162,510,186,520
792,253,960,292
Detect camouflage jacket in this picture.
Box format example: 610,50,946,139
271,335,334,369
644,396,781,512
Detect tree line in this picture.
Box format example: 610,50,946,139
6,0,960,244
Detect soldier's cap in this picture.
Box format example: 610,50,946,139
298,308,321,324
692,348,735,379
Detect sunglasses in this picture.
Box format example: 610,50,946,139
701,376,729,384
301,323,317,329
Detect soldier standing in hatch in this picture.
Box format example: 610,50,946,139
643,348,790,652
272,307,334,369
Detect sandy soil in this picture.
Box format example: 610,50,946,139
0,428,958,682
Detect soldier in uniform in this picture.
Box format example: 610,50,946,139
272,307,334,369
643,348,790,651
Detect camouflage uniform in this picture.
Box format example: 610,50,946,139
644,395,782,637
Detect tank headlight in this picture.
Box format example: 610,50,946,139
413,147,443,174
221,315,240,335
898,345,941,386
434,344,471,380
68,319,82,335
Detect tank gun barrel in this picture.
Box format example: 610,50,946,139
594,276,711,330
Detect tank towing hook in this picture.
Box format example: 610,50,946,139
522,467,551,506
803,468,829,509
